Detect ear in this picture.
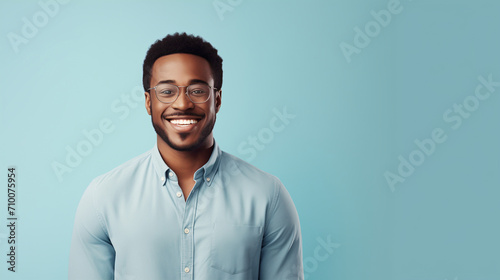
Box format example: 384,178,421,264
145,91,152,115
215,90,222,113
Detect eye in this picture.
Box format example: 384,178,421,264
189,84,210,96
158,89,175,96
190,89,206,96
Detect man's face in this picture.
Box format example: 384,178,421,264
145,53,221,151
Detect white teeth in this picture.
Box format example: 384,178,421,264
170,119,198,125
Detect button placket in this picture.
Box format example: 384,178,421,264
180,182,199,280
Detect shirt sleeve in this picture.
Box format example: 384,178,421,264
69,179,115,280
259,180,304,280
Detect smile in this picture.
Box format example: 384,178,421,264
169,119,199,125
166,117,201,133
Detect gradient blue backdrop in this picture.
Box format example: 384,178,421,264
1,0,499,279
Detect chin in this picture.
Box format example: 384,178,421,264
152,115,216,152
159,129,208,152
167,139,203,152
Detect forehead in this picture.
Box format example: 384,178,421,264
151,53,213,84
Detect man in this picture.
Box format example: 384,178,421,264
69,32,303,280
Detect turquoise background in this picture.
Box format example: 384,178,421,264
1,0,499,279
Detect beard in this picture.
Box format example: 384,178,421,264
151,107,216,152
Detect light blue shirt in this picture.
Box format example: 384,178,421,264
69,141,304,280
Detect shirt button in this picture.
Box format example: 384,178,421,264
161,177,165,181
184,228,190,234
184,267,190,273
206,177,210,182
176,192,182,197
169,171,174,177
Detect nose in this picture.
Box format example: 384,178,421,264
171,86,194,110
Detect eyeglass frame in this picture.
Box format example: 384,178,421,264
147,83,218,104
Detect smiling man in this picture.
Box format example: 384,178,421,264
69,32,304,280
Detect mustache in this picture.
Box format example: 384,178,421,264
163,112,204,118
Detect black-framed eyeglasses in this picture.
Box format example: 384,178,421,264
148,83,217,104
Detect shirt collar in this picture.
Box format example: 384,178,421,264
151,140,222,187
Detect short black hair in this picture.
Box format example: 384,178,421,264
142,32,223,92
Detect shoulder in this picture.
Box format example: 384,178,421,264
220,151,282,184
218,151,299,227
86,149,154,199
218,151,285,202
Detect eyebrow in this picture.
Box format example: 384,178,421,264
156,79,209,86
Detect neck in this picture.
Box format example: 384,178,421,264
156,136,214,180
